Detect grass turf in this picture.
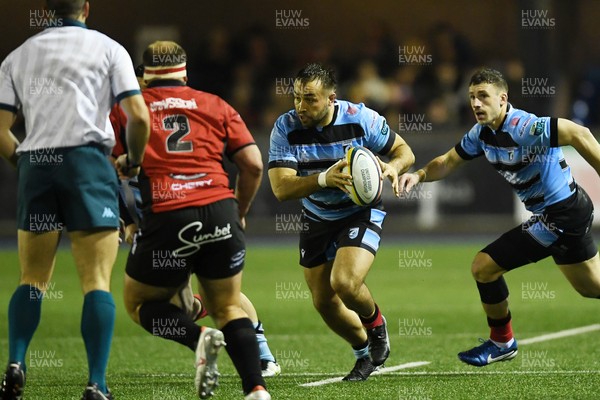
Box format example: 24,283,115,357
0,241,599,399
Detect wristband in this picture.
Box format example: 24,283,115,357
318,171,327,188
417,169,427,182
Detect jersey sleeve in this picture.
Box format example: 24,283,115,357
361,106,395,155
0,53,19,113
455,125,484,160
518,116,559,148
222,99,255,157
109,45,141,103
268,116,297,170
109,103,127,157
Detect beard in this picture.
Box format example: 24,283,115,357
298,105,330,128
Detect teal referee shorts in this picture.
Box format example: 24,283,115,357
17,144,120,232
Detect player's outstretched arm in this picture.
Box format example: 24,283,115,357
232,144,263,224
378,133,415,197
557,118,600,178
268,159,351,202
0,110,18,168
116,94,150,178
398,147,466,193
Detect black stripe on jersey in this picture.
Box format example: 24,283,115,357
524,196,544,207
226,142,256,159
550,118,558,147
379,130,397,155
306,195,356,210
0,103,18,113
490,160,528,172
479,127,519,148
511,173,540,190
524,181,575,208
287,123,365,145
492,153,567,174
454,143,481,160
298,160,337,170
268,160,298,170
559,159,568,169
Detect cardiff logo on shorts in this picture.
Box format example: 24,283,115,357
348,227,359,239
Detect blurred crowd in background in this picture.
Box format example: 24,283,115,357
185,21,600,133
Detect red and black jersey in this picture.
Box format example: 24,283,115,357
111,80,255,213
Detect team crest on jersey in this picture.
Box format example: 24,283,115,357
347,104,358,115
380,122,389,136
348,227,359,239
530,121,544,136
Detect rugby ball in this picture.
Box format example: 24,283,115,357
343,146,382,206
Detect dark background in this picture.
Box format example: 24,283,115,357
1,0,599,237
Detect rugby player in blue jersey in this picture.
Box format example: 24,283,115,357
268,63,415,380
400,67,600,367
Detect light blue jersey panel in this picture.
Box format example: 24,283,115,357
455,105,574,213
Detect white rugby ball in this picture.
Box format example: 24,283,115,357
343,146,382,206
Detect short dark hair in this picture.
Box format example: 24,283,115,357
46,0,85,18
142,41,187,67
469,68,508,92
295,63,337,90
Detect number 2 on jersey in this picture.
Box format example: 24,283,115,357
164,114,192,152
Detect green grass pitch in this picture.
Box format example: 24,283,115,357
1,241,599,399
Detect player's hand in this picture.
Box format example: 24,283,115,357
124,223,137,245
398,172,421,195
115,154,141,179
239,216,246,230
377,157,400,197
326,159,352,193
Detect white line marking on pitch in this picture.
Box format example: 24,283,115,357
299,361,430,387
519,323,600,345
298,323,600,387
383,370,600,376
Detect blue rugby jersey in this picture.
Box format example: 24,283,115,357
268,100,395,221
455,104,574,214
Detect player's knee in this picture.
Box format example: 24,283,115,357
125,302,141,324
209,304,245,326
573,285,600,299
471,252,501,283
330,274,360,300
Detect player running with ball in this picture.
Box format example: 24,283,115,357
400,67,600,366
268,63,414,380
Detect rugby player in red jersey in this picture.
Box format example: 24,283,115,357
111,41,269,400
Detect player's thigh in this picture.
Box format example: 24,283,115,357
558,252,600,297
123,273,179,322
17,229,61,287
69,229,119,293
197,272,245,328
479,223,553,281
331,246,375,292
303,261,337,307
471,252,506,282
331,208,383,289
125,209,196,288
240,292,258,321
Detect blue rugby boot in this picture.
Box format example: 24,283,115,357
458,338,518,367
